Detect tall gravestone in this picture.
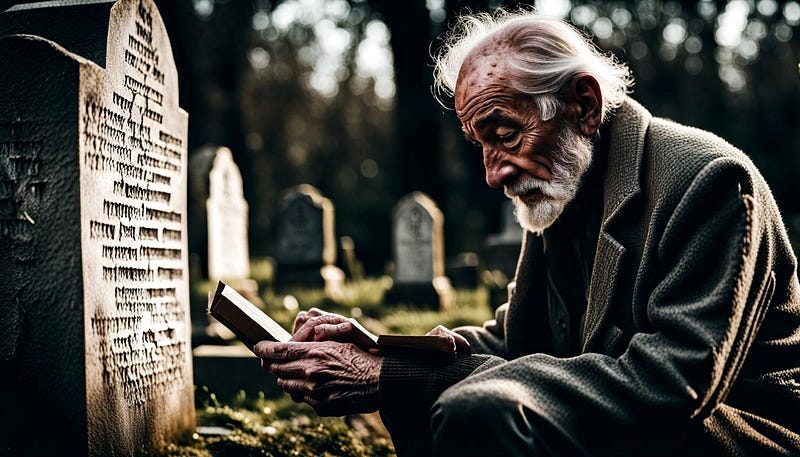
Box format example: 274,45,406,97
0,1,194,455
273,184,344,296
384,192,453,309
188,144,250,282
205,147,250,281
482,200,523,309
187,145,258,347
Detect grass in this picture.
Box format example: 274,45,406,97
152,389,395,457
172,270,497,456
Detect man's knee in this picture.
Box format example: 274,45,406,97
430,379,582,456
432,381,516,432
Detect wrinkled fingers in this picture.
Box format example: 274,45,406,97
313,321,354,342
291,307,326,333
253,341,308,361
292,314,350,342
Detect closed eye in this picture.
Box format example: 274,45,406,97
498,130,521,148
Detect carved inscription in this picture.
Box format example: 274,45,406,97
395,204,434,283
81,1,187,406
277,198,323,265
0,119,43,241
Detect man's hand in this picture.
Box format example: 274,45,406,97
292,308,376,352
427,325,471,355
292,307,348,336
254,340,382,416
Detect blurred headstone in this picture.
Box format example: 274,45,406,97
384,191,453,309
482,200,523,309
446,251,480,289
206,147,250,281
188,145,261,346
188,144,251,281
273,184,344,297
0,1,194,454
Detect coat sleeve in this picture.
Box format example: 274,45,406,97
378,353,506,456
452,301,509,357
450,157,786,454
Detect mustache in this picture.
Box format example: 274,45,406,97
504,174,573,201
504,174,545,197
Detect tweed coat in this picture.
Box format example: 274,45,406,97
379,98,800,456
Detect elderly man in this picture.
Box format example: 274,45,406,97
255,8,800,456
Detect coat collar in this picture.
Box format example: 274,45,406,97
602,98,651,230
580,98,652,352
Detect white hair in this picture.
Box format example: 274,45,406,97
432,7,634,121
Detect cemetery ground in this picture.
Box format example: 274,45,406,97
160,258,495,457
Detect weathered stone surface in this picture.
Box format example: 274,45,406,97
206,147,250,281
188,144,251,283
384,192,453,309
0,1,194,454
273,184,343,294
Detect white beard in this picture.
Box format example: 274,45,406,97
505,123,593,234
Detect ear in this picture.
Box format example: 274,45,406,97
562,74,602,137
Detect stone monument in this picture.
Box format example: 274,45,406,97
188,144,250,282
187,144,258,346
482,200,523,309
384,191,453,309
206,147,250,280
273,184,344,296
0,1,194,454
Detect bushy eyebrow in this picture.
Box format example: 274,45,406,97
474,109,507,130
463,109,518,143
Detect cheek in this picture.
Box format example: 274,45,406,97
519,132,553,157
519,135,537,153
515,134,557,180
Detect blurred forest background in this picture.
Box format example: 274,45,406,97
153,0,800,275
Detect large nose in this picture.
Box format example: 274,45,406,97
483,149,517,188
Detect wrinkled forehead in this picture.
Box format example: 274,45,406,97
454,34,513,112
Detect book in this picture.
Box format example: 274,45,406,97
208,280,455,355
208,280,292,349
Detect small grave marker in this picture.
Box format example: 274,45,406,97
384,192,453,309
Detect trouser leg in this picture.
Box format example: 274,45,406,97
379,404,434,457
430,378,586,457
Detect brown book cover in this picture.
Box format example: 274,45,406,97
208,281,455,355
208,281,292,351
376,334,455,353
